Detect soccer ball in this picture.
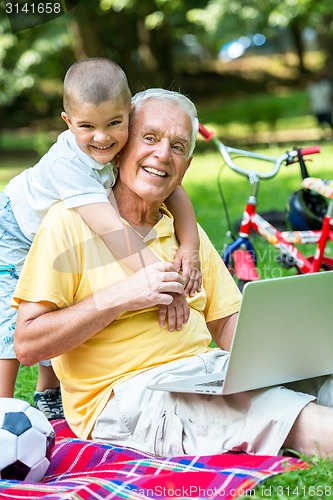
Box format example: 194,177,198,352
0,397,55,482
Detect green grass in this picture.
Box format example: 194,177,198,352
15,365,38,405
241,455,333,499
196,89,316,144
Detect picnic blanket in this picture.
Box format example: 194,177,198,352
0,419,308,499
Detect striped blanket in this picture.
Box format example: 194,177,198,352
0,419,307,499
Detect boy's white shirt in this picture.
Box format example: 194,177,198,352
5,130,118,242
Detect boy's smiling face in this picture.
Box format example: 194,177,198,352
61,100,131,164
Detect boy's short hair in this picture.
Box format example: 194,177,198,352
63,58,132,114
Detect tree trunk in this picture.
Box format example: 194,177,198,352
289,17,307,74
318,14,333,78
69,1,105,58
64,0,177,91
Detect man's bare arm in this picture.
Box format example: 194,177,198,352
206,313,239,351
15,262,184,366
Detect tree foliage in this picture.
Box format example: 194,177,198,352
0,0,333,128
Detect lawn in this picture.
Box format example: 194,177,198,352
2,88,333,497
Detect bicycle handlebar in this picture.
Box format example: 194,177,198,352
297,145,321,156
199,123,214,141
198,123,320,181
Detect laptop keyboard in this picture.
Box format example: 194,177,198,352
195,379,224,387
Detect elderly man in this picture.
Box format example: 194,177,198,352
14,89,333,458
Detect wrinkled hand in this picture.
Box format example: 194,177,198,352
173,245,202,297
159,292,190,332
122,262,185,312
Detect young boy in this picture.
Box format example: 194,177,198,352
0,58,201,417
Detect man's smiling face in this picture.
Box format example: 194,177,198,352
117,98,193,204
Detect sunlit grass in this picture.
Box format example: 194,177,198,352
242,455,333,499
15,365,37,404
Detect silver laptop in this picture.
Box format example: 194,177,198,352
148,271,333,395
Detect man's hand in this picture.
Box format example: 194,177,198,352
158,292,190,332
120,262,186,312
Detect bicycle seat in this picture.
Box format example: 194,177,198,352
302,177,333,199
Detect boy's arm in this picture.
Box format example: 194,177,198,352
165,186,202,296
75,201,190,331
76,202,159,269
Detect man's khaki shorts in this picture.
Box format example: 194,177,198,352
92,350,326,457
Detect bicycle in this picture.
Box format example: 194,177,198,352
198,123,333,290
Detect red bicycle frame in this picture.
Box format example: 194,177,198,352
232,198,333,280
199,123,333,283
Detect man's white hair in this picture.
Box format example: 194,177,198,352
131,88,199,157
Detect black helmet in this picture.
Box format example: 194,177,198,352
286,188,327,230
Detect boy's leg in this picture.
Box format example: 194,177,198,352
0,358,20,397
36,362,60,391
0,192,31,398
34,363,64,420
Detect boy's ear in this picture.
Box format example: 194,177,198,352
61,112,73,130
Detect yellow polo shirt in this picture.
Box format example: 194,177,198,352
13,202,241,439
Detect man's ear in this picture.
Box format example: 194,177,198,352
178,157,193,185
61,112,73,131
